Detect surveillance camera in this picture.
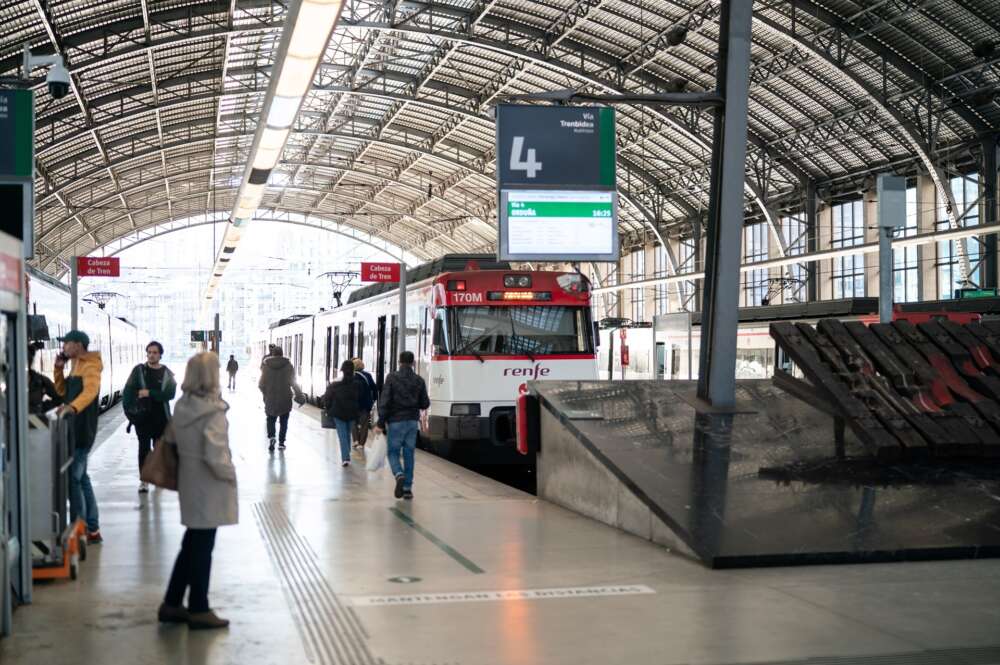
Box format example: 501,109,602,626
46,62,70,100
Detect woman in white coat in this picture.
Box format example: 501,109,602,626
158,352,238,630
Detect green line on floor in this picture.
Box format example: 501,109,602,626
389,508,485,574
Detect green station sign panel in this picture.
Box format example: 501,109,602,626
0,90,34,180
955,287,998,299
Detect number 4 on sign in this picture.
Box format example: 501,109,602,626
510,136,542,178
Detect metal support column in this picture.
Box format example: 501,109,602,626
983,136,999,289
397,265,407,357
213,313,221,354
805,180,818,302
877,175,906,323
696,1,754,408
70,257,78,330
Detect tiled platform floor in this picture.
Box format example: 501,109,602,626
3,379,999,665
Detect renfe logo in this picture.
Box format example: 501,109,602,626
453,292,484,303
503,365,551,380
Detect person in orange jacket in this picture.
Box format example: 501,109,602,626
54,329,105,544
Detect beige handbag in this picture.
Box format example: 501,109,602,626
140,422,178,490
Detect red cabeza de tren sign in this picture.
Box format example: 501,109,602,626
361,262,400,283
77,256,120,277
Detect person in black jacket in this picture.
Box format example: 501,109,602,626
122,341,177,493
322,360,363,467
375,351,430,500
28,343,62,415
226,355,239,390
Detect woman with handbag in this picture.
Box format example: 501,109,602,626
158,351,237,630
122,341,177,493
322,360,364,467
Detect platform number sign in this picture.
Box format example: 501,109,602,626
509,136,542,179
496,105,619,262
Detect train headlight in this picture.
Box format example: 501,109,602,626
556,273,589,294
450,403,481,416
504,275,532,288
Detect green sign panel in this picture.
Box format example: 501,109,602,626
955,287,998,299
0,90,34,180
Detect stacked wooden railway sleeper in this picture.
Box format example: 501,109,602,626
770,318,1000,463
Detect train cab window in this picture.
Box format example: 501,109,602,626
445,306,593,356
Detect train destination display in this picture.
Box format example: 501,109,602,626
501,190,617,258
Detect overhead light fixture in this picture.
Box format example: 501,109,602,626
267,95,302,128
253,127,292,170
204,0,345,307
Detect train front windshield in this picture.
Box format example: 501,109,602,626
446,306,594,356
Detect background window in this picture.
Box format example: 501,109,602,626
654,244,670,315
831,200,865,298
630,250,645,322
893,186,920,303
781,215,808,303
936,173,980,298
742,223,768,306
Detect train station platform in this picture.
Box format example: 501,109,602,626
2,381,1000,665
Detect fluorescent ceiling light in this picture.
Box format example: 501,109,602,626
288,2,343,59
267,95,302,128
253,127,290,170
276,56,316,97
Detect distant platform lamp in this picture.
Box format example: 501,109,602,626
82,291,127,310
317,272,357,308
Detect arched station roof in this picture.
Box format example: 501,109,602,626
2,0,997,276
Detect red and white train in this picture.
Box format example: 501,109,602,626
253,255,598,462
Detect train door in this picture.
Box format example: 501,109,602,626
324,326,333,385
390,315,398,373
419,307,429,374
347,323,355,359
357,322,365,364
376,316,387,391
333,326,340,376
670,345,681,380
655,342,666,380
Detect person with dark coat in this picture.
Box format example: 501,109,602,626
322,360,363,466
351,358,377,449
122,341,177,493
225,355,239,390
375,351,430,500
258,346,304,452
53,329,104,543
28,343,62,415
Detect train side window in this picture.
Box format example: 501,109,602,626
432,312,446,354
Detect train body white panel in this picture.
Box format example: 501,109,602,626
427,357,598,417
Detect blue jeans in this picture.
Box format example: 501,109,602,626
387,420,418,490
334,418,354,462
69,446,99,532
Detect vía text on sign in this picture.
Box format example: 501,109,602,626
76,256,121,277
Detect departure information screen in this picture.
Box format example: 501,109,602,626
499,190,618,261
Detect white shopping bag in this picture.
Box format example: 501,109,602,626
365,431,388,472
